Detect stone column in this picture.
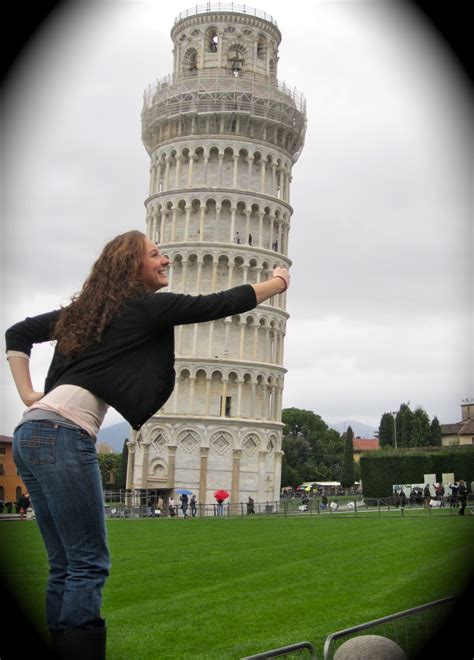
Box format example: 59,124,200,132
277,221,282,253
215,204,222,242
229,207,237,242
126,441,136,489
245,210,251,244
262,385,268,419
189,376,196,413
269,214,275,251
250,382,256,418
236,379,243,417
182,260,188,291
184,204,191,240
220,379,228,416
199,206,205,240
171,206,178,242
247,156,254,189
206,320,214,357
271,163,277,196
192,323,199,354
167,445,177,489
164,156,171,190
252,323,259,359
274,450,283,500
211,258,218,290
233,154,239,188
258,211,264,247
231,449,242,503
161,211,167,243
239,321,246,359
175,154,182,188
148,164,154,196
218,152,224,186
187,154,195,187
141,440,151,488
196,259,203,292
173,376,180,413
257,450,268,503
199,447,209,504
205,377,211,415
260,159,266,193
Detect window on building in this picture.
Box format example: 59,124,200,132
0,463,4,474
0,446,5,454
220,396,232,417
207,29,218,52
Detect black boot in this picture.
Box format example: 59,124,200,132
51,622,106,660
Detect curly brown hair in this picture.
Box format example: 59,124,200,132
53,230,148,357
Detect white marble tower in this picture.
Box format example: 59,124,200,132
126,5,306,507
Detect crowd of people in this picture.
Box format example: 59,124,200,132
391,481,469,514
142,494,258,517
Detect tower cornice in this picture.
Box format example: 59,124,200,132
171,8,282,44
145,188,294,214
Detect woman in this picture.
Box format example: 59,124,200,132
5,230,289,659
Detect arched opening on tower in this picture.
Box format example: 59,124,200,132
207,28,218,53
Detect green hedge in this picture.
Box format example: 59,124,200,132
360,447,474,497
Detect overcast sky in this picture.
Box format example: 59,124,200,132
1,0,472,435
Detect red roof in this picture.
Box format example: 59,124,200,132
352,438,379,451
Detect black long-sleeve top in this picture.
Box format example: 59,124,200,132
5,284,257,430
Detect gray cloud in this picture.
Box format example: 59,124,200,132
1,0,472,434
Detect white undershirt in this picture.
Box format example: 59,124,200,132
7,351,108,439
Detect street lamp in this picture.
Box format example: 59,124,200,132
391,412,397,449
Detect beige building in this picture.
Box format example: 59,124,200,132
126,6,306,506
352,438,380,463
441,400,474,446
0,435,28,506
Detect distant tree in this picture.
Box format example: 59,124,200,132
411,407,431,446
397,403,414,447
281,462,300,489
281,408,344,486
98,453,121,490
96,441,115,454
378,413,394,447
117,439,129,490
429,417,443,446
379,403,443,449
340,426,355,489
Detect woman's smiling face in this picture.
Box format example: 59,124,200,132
141,237,170,292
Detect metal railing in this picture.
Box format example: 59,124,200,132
323,596,456,659
242,641,316,659
102,493,470,519
174,4,278,27
104,498,282,519
143,70,306,114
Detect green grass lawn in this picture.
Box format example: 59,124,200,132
2,515,473,659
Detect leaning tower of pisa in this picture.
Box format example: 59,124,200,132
126,5,306,508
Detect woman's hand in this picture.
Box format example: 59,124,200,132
272,266,290,291
22,391,44,407
251,267,290,303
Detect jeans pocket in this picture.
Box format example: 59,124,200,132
18,422,58,465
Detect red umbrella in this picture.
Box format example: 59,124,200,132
214,490,229,501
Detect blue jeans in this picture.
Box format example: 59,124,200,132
13,420,110,631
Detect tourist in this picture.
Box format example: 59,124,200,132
5,229,289,659
458,480,468,516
